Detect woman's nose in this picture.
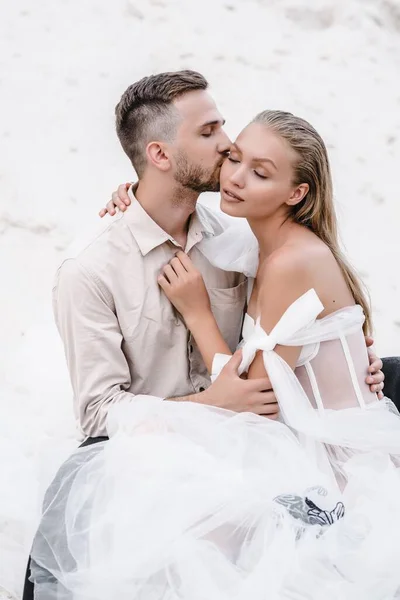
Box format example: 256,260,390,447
229,167,246,188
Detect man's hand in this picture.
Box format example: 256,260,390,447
202,350,279,418
365,336,385,399
99,182,132,218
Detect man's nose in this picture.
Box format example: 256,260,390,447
218,130,232,155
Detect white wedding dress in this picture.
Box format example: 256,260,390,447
30,280,400,600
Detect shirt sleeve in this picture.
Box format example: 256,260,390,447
52,258,152,437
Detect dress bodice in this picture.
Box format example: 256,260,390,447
241,312,320,368
211,289,382,445
239,302,377,412
198,223,391,448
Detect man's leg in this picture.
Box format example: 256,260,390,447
22,436,109,600
22,559,34,600
382,357,400,411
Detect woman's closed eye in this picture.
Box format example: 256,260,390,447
229,156,267,179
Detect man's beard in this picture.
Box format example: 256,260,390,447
174,151,222,193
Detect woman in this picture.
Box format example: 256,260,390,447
32,112,400,599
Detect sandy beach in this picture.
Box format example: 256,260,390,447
1,0,400,597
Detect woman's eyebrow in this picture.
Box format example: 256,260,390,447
253,156,277,170
233,143,277,170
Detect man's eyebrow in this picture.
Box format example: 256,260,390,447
199,118,226,128
232,143,277,170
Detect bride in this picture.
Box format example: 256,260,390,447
31,111,400,599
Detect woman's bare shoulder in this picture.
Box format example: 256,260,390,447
261,237,331,279
258,238,354,317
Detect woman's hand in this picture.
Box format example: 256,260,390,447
158,251,211,323
159,251,232,372
365,336,385,399
99,182,132,217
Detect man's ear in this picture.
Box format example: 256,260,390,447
287,183,309,206
146,142,171,172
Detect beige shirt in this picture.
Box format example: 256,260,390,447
53,187,247,437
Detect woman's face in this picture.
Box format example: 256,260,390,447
219,122,303,220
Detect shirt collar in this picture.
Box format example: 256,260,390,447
123,184,216,256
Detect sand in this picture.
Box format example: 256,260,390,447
1,0,400,596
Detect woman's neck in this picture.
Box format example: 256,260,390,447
247,213,299,264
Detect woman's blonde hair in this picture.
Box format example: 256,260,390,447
253,110,372,335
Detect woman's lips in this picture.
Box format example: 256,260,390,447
222,188,244,202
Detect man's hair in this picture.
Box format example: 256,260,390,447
115,70,208,177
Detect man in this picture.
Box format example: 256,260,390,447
55,69,284,438
23,70,385,598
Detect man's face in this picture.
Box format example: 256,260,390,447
171,90,231,192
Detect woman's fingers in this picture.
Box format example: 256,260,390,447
174,250,195,271
100,194,120,217
170,256,188,276
157,273,170,291
111,189,129,212
162,264,178,284
364,335,374,348
99,183,133,218
368,356,383,374
366,367,384,385
118,182,132,205
107,195,118,215
371,382,384,394
366,354,384,396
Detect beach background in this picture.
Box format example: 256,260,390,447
1,0,400,597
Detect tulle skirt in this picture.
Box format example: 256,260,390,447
30,397,400,600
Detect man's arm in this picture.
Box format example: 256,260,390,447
54,259,147,437
54,259,274,435
166,351,278,417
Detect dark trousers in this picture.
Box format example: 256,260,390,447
22,357,400,599
22,436,108,600
381,357,400,410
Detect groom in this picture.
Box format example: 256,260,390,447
24,69,386,598
53,70,283,438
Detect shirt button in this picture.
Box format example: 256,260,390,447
199,387,205,392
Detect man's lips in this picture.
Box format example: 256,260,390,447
222,188,244,202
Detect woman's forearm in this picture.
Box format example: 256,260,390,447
185,311,232,373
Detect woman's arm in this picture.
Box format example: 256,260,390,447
158,251,232,373
184,312,232,374
247,248,386,402
246,252,315,381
